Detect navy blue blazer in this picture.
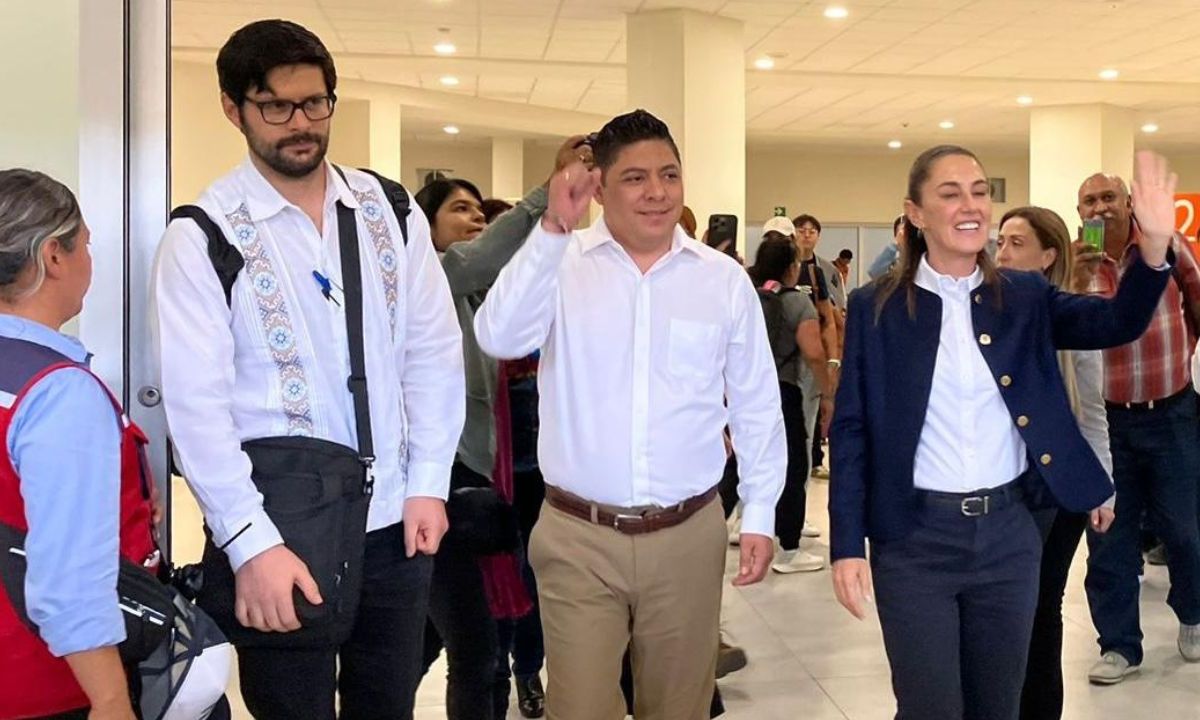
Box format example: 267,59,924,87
829,251,1171,561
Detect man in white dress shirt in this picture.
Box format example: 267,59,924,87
474,109,785,720
151,20,464,719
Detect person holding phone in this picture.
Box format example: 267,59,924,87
1074,171,1200,684
830,146,1176,719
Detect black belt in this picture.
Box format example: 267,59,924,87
1105,386,1194,413
916,479,1026,517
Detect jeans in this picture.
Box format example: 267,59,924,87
1085,396,1200,665
1020,510,1088,720
238,523,434,720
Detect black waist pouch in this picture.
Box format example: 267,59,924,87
196,436,371,649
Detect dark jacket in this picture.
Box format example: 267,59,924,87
829,249,1171,560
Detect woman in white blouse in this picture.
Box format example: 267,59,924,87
996,205,1115,720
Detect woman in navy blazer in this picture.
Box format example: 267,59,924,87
828,146,1177,720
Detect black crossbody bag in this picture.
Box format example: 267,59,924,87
195,200,379,649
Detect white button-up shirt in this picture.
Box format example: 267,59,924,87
912,255,1028,493
152,158,464,570
474,218,786,536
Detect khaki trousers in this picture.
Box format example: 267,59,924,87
528,495,727,720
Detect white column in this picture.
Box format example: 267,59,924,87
368,98,402,181
1029,104,1134,231
626,10,745,249
491,137,525,201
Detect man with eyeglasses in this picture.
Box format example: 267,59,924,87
151,20,464,719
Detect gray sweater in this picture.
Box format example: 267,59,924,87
439,185,548,480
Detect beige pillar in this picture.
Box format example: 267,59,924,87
368,98,402,181
492,137,525,201
1029,104,1134,233
626,10,745,249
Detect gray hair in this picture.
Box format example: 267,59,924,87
0,169,82,300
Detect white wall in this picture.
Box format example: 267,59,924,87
0,2,80,187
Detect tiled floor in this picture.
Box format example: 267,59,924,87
171,477,1200,719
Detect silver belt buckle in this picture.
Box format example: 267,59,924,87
960,496,990,517
612,513,642,530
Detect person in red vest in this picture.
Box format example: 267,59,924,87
0,168,157,719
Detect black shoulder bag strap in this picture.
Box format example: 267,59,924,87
337,200,375,487
332,164,411,247
169,205,245,307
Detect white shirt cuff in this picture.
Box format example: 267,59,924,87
738,502,776,538
220,507,284,572
404,460,453,501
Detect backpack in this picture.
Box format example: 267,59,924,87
168,165,411,307
758,286,800,368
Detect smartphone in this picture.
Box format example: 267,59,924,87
706,214,738,257
1082,218,1105,253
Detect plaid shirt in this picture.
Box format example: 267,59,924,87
1089,224,1200,404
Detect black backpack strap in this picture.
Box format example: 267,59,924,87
169,205,245,308
332,165,411,247
336,199,375,483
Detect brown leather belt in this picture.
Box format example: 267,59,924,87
545,484,719,535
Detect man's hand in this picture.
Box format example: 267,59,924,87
832,558,874,620
819,397,835,439
542,160,600,234
552,135,594,178
404,496,449,557
1090,506,1116,534
234,544,322,633
1070,240,1104,293
733,533,773,586
1130,150,1177,267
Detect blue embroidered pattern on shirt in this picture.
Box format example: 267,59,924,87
226,204,314,436
346,183,400,336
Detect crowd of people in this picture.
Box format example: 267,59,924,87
3,16,1199,720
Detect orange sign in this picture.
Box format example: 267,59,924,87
1175,194,1200,260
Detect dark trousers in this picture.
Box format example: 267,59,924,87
423,464,502,720
508,468,546,679
1020,510,1088,720
1085,397,1200,665
718,382,808,549
237,522,434,720
872,494,1042,720
811,401,825,469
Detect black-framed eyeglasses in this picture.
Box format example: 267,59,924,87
247,94,337,125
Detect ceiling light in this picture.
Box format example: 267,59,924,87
443,125,460,135
939,120,955,130
434,28,456,55
824,6,849,19
1016,95,1034,106
888,140,902,149
440,75,460,86
1142,122,1159,134
754,56,776,70
1099,68,1119,80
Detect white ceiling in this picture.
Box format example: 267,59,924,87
171,0,1200,149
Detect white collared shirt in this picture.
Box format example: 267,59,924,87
474,218,786,536
912,255,1028,493
152,157,464,570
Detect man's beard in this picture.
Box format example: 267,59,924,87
248,130,329,178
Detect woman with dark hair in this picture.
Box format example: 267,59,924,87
747,237,832,573
996,207,1115,720
830,146,1177,719
416,137,585,719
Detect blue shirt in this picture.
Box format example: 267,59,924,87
1,314,125,657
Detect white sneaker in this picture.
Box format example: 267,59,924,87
771,549,825,574
802,521,821,538
1087,651,1139,685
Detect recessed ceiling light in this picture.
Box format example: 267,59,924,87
1142,122,1159,134
824,6,849,19
434,41,457,55
754,56,776,70
1099,68,1119,80
939,120,955,130
1016,95,1034,106
888,140,902,149
440,75,460,86
443,125,460,135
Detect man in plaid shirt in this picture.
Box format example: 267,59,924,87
1078,172,1200,684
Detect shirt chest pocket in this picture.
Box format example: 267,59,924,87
668,319,722,381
